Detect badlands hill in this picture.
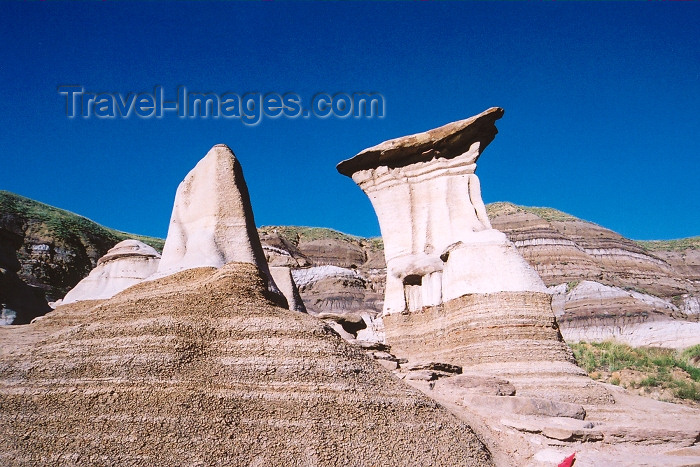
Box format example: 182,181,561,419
260,205,699,348
0,262,492,466
1,190,698,347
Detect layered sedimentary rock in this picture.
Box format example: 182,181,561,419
291,265,383,314
0,262,492,467
156,145,283,301
550,280,700,348
487,202,696,298
337,108,581,387
650,247,700,285
0,228,51,324
386,292,575,367
488,203,700,347
61,239,160,304
258,227,385,317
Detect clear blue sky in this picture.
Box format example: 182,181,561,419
1,1,698,240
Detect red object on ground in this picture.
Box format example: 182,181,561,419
558,452,576,467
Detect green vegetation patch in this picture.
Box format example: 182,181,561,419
486,202,579,222
0,190,164,252
258,225,383,249
635,237,700,252
571,341,700,401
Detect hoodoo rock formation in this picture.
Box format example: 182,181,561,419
61,239,161,304
337,107,582,392
338,107,547,315
156,144,284,302
337,110,700,465
0,149,494,467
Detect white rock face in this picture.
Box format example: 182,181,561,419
269,266,306,313
62,240,160,304
681,294,700,315
155,144,283,300
356,313,385,343
562,320,700,349
549,280,700,348
337,108,546,315
291,265,365,288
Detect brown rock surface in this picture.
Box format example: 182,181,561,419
0,262,493,467
384,292,575,368
487,202,697,298
405,371,700,467
0,228,50,324
336,106,504,176
258,227,385,316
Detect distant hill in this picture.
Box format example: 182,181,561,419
0,191,163,310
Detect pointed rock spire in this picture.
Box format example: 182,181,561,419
156,144,284,302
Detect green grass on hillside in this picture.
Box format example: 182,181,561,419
635,237,700,252
486,201,698,250
258,225,383,249
486,202,579,222
571,341,700,401
3,190,695,257
0,190,164,252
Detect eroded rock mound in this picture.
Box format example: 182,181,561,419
61,239,160,304
0,262,492,467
